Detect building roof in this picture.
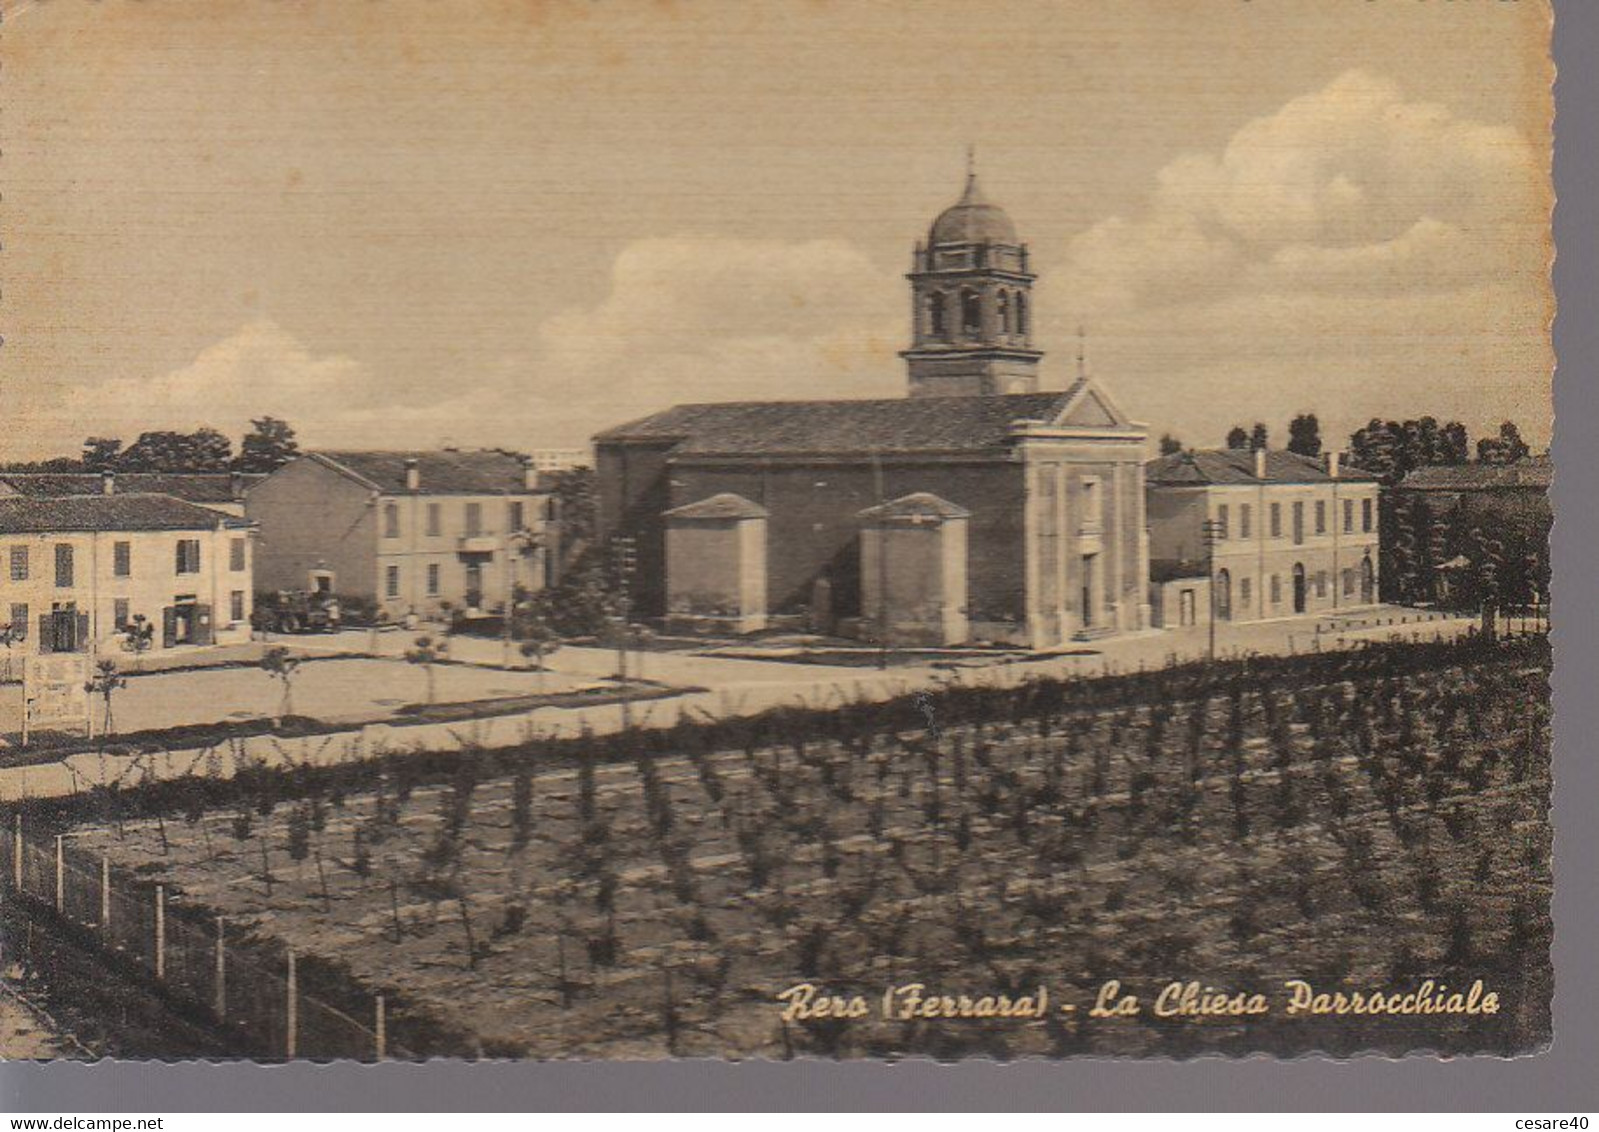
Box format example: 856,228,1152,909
0,472,261,503
595,390,1079,456
0,494,252,534
858,492,971,522
662,493,768,521
1144,449,1379,487
1399,455,1552,491
929,171,1019,246
304,450,540,495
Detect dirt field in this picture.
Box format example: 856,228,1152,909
62,639,1552,1059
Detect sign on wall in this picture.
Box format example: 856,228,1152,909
23,653,92,745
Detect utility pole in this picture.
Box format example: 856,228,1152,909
1201,518,1224,664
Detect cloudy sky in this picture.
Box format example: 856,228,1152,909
2,0,1552,459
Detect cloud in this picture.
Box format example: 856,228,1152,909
1060,69,1539,317
1042,69,1550,450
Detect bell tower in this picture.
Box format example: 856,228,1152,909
901,154,1044,398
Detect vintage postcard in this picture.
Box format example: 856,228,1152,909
0,0,1554,1062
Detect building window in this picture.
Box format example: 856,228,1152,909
1239,504,1251,540
426,502,442,537
384,502,400,539
928,292,947,339
1314,500,1326,535
1316,571,1327,598
465,502,483,538
1215,504,1229,540
961,290,981,337
1343,568,1355,597
1270,503,1282,538
9,546,27,581
426,563,441,596
1292,501,1305,545
1270,574,1282,605
997,291,1011,335
175,539,201,575
1362,497,1374,532
111,540,131,578
230,590,246,623
1015,292,1028,336
1080,477,1103,532
385,565,401,599
10,603,28,638
1343,498,1354,533
508,500,525,532
1239,577,1252,608
113,598,131,629
54,543,74,588
229,538,246,572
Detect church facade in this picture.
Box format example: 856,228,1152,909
593,167,1151,648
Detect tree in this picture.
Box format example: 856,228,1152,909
85,658,128,736
1440,422,1471,465
235,416,300,473
1158,434,1184,456
81,437,123,471
122,614,155,671
1477,421,1531,465
516,592,563,693
1286,414,1322,458
406,635,449,704
1225,427,1250,450
1250,423,1269,452
260,645,304,721
118,427,234,472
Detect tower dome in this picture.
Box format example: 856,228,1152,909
928,171,1019,246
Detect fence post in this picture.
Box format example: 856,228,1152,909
375,994,386,1061
154,884,166,981
215,915,227,1020
54,835,64,914
100,856,110,934
286,950,298,1059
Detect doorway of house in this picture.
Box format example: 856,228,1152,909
1179,588,1196,627
1080,553,1098,628
48,602,81,653
1293,563,1307,614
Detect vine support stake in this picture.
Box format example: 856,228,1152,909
154,884,166,981
286,949,298,1059
215,915,227,1020
54,834,64,913
100,855,110,933
13,813,22,892
375,994,387,1061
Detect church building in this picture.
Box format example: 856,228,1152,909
593,165,1151,648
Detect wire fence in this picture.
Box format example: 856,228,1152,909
0,815,404,1060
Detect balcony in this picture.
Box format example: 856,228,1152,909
456,535,499,555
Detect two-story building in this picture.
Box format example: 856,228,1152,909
244,450,554,620
0,494,255,656
1145,448,1381,627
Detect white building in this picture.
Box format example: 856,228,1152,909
1146,448,1381,627
0,494,255,657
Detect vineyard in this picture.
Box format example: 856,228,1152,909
32,635,1551,1059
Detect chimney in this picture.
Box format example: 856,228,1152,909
230,470,244,499
522,457,538,492
1325,451,1341,479
404,457,420,493
101,470,115,496
1254,447,1268,480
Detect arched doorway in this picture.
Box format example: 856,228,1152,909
1292,563,1307,614
1215,568,1232,622
1361,556,1375,604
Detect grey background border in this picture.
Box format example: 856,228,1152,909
2,0,1595,1112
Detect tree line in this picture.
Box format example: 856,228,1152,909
1156,415,1536,484
0,416,301,474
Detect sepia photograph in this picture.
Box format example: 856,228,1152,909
0,0,1556,1068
